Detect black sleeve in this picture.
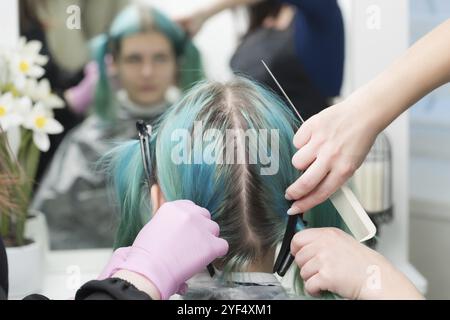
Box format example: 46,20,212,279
0,236,8,299
0,288,6,301
75,278,153,300
21,278,152,300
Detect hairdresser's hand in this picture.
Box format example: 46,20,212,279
285,100,379,214
175,11,209,37
287,19,450,213
291,228,423,300
99,200,229,300
175,0,262,36
64,61,99,115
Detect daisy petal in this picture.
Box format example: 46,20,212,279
46,95,65,109
26,41,43,55
13,75,27,90
0,114,23,131
38,79,51,94
33,131,50,152
44,118,63,134
35,55,49,66
29,66,45,78
33,102,51,114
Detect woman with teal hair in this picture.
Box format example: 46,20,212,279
91,3,204,120
32,4,204,249
105,76,347,299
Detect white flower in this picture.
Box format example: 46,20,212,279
3,97,33,157
0,92,23,131
15,96,34,118
9,38,48,89
24,78,64,109
4,97,33,153
23,102,63,152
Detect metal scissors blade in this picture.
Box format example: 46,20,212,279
261,60,305,124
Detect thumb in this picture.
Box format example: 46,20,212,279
212,237,229,258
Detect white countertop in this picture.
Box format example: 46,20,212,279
40,249,112,300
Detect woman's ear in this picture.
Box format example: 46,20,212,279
150,184,166,216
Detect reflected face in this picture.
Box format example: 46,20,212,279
114,31,177,106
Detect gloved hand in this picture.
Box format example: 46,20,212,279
98,200,229,300
64,61,99,115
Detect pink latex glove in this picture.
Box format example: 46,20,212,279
98,247,130,280
98,200,229,300
64,61,99,115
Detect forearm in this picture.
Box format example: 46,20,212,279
199,0,262,19
359,253,424,300
349,19,450,134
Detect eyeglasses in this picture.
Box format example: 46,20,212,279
136,120,216,278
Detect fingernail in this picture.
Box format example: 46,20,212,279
287,206,302,215
285,192,293,200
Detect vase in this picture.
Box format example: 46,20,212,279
5,211,48,299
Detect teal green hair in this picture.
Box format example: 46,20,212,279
91,4,204,120
104,76,348,297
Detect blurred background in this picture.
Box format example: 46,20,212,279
409,0,450,300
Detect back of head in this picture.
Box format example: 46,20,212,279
155,77,301,271
106,76,345,277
